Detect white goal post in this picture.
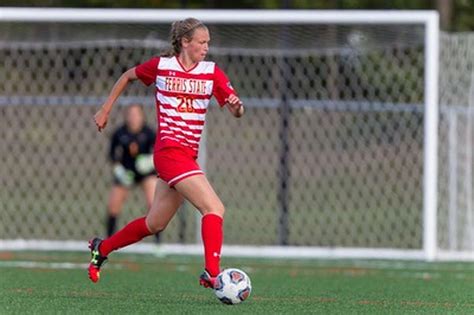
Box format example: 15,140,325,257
0,8,449,261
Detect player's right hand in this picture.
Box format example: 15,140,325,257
94,108,109,132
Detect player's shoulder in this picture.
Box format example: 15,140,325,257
191,60,218,76
211,62,229,76
157,56,175,69
199,60,216,71
139,56,161,68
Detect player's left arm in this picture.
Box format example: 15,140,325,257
213,65,244,118
94,68,139,132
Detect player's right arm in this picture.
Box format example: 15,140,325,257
94,56,160,132
94,68,138,132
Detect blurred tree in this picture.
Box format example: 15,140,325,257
437,0,453,30
452,0,474,31
0,0,472,30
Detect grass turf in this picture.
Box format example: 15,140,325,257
1,251,474,314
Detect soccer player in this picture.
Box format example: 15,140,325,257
106,104,160,243
88,18,244,289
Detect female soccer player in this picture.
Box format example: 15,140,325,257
88,18,244,289
106,104,159,243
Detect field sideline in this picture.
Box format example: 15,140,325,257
1,251,473,314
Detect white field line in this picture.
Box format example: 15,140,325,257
0,260,122,270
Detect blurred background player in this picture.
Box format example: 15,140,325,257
107,103,160,243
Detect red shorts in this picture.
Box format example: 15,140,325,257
153,146,204,187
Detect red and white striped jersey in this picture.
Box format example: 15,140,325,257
135,56,235,158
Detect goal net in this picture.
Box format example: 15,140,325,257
1,9,462,260
438,33,474,260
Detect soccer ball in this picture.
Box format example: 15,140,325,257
214,268,252,305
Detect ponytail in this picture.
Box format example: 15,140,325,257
161,18,206,57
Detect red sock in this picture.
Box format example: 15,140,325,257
201,213,223,277
100,216,152,256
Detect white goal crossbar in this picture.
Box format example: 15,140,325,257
1,8,437,24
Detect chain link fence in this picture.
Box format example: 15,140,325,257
438,33,474,253
0,21,471,252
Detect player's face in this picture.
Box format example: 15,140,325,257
184,27,210,63
126,106,144,132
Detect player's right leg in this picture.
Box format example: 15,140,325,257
106,185,129,236
88,178,183,283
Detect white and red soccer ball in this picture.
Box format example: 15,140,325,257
214,268,252,305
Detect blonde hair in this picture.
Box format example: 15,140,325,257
161,18,207,57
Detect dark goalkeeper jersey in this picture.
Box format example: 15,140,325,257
109,124,155,171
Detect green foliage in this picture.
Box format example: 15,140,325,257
453,0,474,31
0,0,472,31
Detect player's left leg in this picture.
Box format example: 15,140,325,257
174,174,225,288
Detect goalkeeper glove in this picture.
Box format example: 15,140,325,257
135,154,155,175
113,164,135,187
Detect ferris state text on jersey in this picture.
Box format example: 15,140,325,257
164,75,210,96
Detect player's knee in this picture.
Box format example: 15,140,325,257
145,217,168,234
147,223,167,234
200,200,225,217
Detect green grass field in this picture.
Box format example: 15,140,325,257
1,251,473,314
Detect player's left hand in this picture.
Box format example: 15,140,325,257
226,94,244,118
94,108,109,132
